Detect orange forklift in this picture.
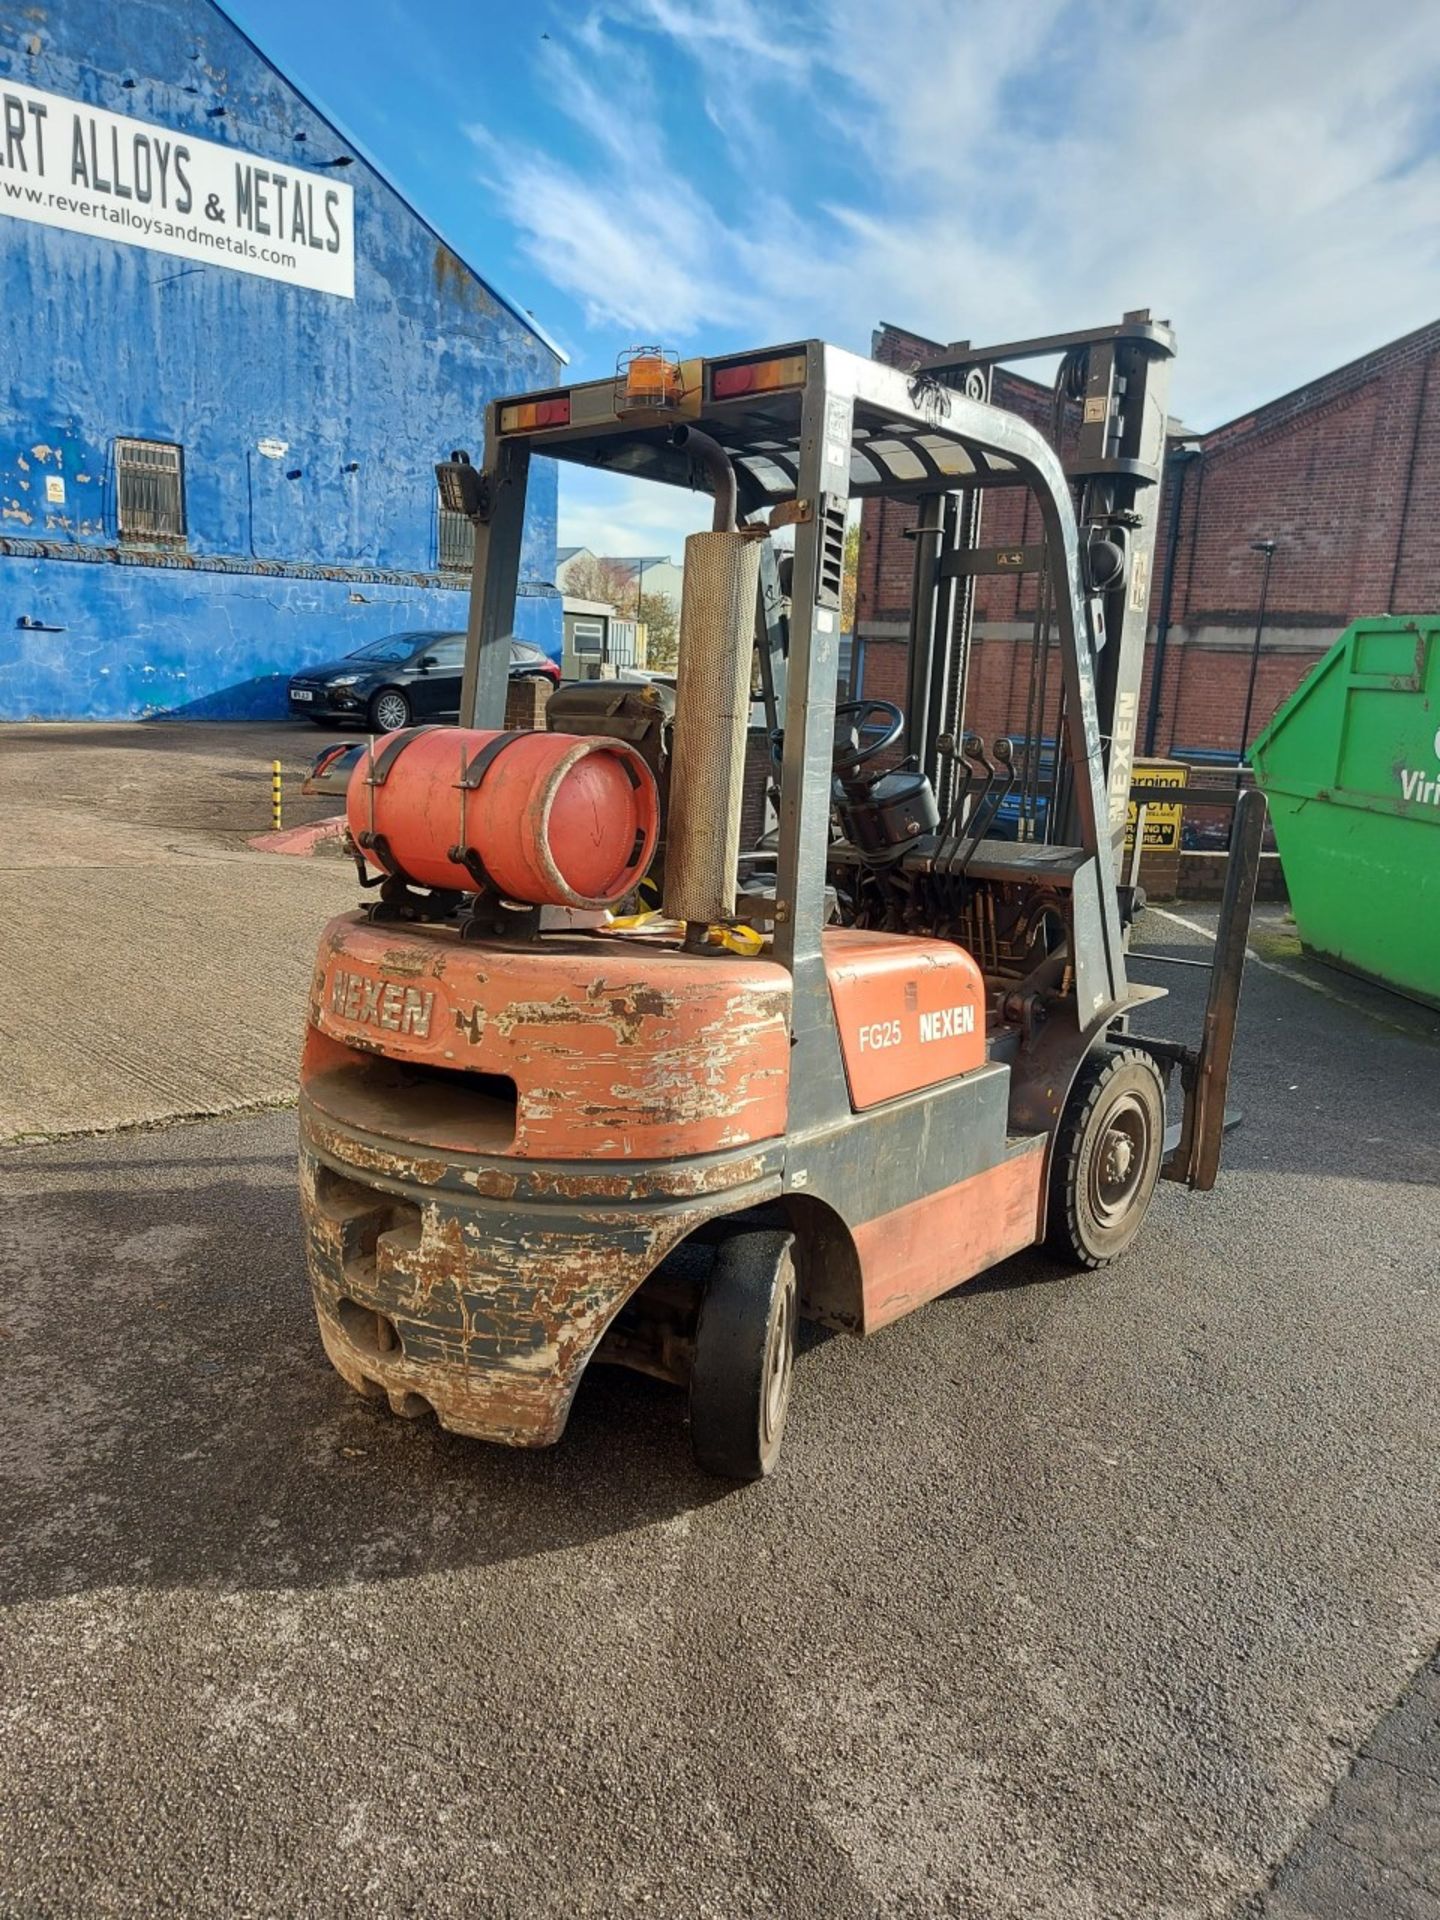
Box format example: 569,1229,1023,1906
298,322,1264,1478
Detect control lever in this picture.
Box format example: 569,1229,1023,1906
942,734,994,875
931,733,973,870
954,736,1016,876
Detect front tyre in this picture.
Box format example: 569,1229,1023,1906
368,688,411,734
1045,1046,1165,1269
689,1230,797,1481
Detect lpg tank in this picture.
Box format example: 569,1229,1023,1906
347,727,659,909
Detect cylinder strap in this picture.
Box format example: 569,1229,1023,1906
356,828,418,885
457,729,530,789
364,725,442,786
449,730,536,897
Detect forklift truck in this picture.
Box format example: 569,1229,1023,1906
298,324,1264,1479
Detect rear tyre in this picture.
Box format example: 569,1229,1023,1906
369,688,411,734
1045,1046,1165,1270
689,1230,797,1481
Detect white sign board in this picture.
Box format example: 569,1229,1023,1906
0,79,355,298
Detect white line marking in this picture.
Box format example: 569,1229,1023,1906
1147,906,1418,1032
1148,905,1228,946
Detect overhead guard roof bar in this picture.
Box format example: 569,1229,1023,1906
915,310,1176,378
480,344,1037,506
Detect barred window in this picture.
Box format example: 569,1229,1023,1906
115,438,186,541
438,502,475,572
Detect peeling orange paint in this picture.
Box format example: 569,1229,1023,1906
306,912,792,1159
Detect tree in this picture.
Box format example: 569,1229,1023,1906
638,591,678,673
841,518,861,634
563,553,635,609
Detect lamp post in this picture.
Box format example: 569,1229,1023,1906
1143,440,1203,757
1239,538,1276,762
633,559,648,672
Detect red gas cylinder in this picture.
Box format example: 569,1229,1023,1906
346,727,659,909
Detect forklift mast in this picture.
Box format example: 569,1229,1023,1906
906,312,1175,851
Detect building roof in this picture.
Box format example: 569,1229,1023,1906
1202,315,1440,450
556,547,586,565
216,0,566,362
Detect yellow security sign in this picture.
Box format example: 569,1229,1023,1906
1125,760,1188,853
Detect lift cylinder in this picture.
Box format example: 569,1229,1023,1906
664,528,765,925
346,727,659,908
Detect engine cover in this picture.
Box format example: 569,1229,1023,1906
824,928,986,1110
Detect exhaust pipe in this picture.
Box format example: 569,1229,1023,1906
661,429,764,939
669,425,737,532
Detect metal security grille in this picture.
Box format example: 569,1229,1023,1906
438,504,475,572
115,438,185,540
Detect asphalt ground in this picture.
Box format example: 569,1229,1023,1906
1,904,1437,1918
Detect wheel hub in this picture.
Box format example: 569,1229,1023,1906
1089,1092,1151,1229
1102,1134,1135,1187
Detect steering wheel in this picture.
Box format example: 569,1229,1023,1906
832,699,904,772
767,697,906,775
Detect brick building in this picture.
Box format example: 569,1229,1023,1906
855,317,1440,758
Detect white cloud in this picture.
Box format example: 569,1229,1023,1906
469,130,747,337
810,0,1440,420
617,0,808,70
554,465,719,569
479,0,1440,550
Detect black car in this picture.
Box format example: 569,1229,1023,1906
287,630,560,730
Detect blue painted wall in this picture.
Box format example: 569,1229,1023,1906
0,0,560,720
1,553,557,719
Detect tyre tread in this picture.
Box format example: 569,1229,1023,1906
689,1229,795,1482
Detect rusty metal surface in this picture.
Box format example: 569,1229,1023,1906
297,912,795,1447
299,1105,782,1447
0,533,471,590
1161,787,1268,1190
299,1097,779,1203
307,913,792,1160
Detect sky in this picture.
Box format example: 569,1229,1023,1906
233,0,1440,568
